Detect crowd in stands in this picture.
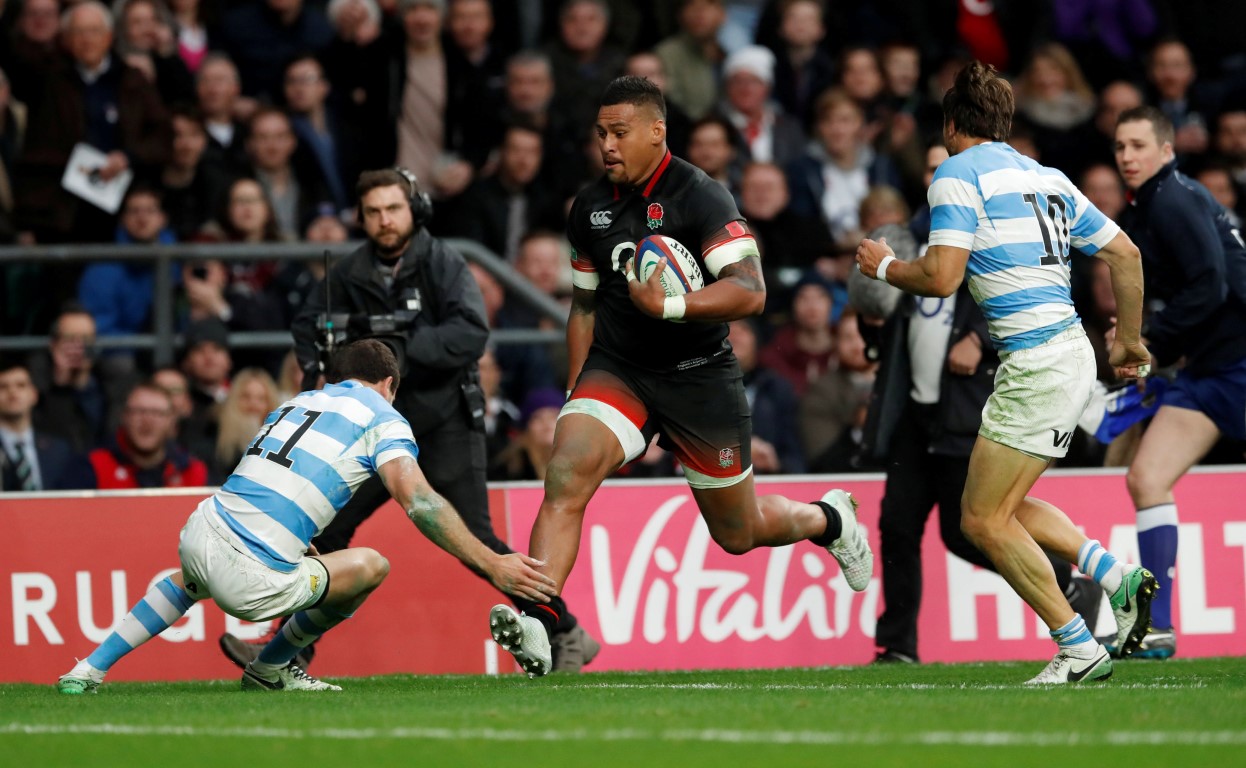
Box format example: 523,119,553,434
1,0,1244,492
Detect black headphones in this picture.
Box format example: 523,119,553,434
357,167,433,230
394,166,434,229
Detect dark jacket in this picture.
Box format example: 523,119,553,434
1120,161,1246,374
861,282,999,461
1,432,95,491
744,366,806,474
14,59,170,238
293,230,490,435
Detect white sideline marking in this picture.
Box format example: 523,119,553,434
540,681,1207,691
3,723,1244,746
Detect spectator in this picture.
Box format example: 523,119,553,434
443,122,564,261
197,176,287,245
877,40,936,206
178,317,231,467
837,45,885,130
443,0,509,172
908,141,948,244
687,115,742,200
195,54,251,177
728,319,804,474
167,0,214,73
492,386,564,481
498,51,582,196
1147,39,1213,158
1090,80,1144,168
768,0,835,132
211,367,280,483
393,0,474,201
160,106,232,241
89,380,207,489
759,270,837,397
479,346,520,481
283,54,351,214
738,161,831,293
1196,164,1241,227
718,45,805,168
543,0,625,140
1214,109,1246,211
1080,162,1126,222
115,0,195,106
179,237,284,371
1013,42,1098,176
655,0,726,120
151,365,194,435
799,310,876,473
218,0,333,102
490,231,565,402
0,66,23,244
244,108,331,240
1,0,61,104
787,89,902,248
0,358,95,491
28,306,108,453
15,0,171,244
322,0,392,174
622,50,692,157
77,185,178,385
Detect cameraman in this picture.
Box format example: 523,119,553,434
218,168,599,672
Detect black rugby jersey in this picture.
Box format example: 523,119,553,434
567,151,759,372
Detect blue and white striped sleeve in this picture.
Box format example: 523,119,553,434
926,160,982,250
1068,186,1121,255
370,418,419,469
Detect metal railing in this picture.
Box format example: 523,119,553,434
0,238,566,366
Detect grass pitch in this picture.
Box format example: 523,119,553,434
3,658,1245,767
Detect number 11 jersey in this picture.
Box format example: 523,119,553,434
211,380,418,572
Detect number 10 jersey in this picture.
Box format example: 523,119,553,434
927,141,1120,352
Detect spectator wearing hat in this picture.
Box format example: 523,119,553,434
88,380,207,489
717,44,806,169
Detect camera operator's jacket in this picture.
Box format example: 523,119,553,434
292,230,490,435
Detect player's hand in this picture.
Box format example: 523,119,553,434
625,256,669,319
1109,339,1151,380
487,553,557,603
856,237,892,279
947,333,982,376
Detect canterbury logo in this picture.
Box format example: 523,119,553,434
590,211,612,228
1051,429,1073,449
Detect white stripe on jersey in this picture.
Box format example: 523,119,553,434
290,389,377,428
968,265,1071,302
975,167,1066,200
928,176,985,216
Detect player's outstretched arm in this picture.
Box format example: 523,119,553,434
1095,230,1151,378
856,238,968,298
377,457,556,602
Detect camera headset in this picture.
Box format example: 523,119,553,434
357,166,433,230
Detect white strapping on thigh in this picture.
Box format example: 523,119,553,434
559,398,646,462
683,464,753,490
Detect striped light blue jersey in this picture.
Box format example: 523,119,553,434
210,380,418,572
927,142,1120,351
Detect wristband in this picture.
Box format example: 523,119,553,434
662,295,687,321
875,255,896,284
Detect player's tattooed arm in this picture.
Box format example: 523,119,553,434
718,255,765,294
566,286,597,391
570,285,597,316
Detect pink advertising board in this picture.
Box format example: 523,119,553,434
504,469,1246,669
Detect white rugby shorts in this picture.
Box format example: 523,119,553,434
178,500,328,622
979,326,1097,460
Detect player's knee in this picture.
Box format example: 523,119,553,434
1124,465,1156,502
359,548,389,586
544,452,601,502
707,526,755,555
959,506,991,548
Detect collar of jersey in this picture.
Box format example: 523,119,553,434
613,150,672,201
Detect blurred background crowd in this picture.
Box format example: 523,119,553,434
1,0,1244,492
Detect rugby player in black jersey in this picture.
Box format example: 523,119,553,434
488,76,874,677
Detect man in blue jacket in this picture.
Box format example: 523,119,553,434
1113,106,1246,659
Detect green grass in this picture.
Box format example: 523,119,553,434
4,658,1246,767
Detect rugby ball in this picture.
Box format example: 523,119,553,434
634,235,705,297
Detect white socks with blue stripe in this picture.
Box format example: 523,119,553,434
1077,539,1125,596
82,576,197,676
1051,614,1098,658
